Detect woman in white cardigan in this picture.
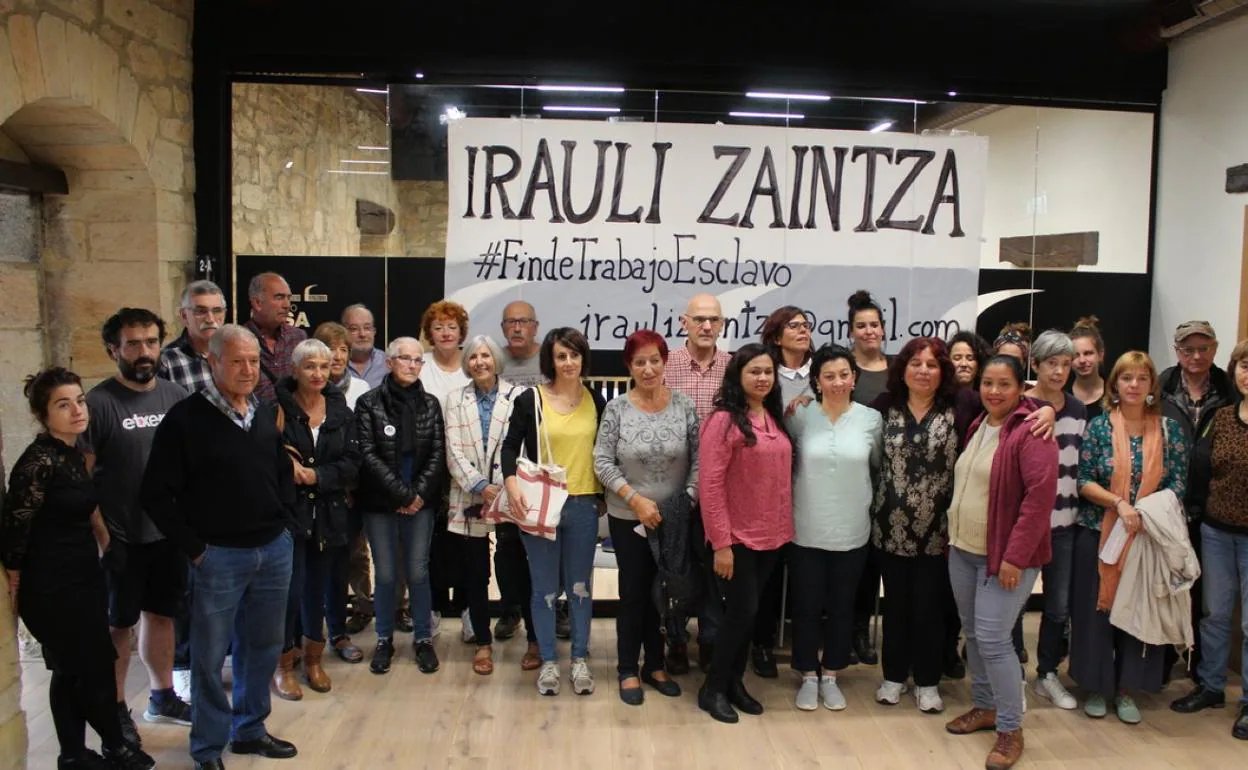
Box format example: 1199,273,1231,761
444,335,530,675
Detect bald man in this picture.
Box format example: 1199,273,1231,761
663,293,732,675
499,300,544,388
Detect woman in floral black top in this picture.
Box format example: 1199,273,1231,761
1072,351,1189,726
868,337,961,715
1,369,155,770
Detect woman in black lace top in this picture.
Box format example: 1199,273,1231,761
1,368,154,770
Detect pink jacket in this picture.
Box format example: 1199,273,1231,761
965,401,1058,576
698,410,793,552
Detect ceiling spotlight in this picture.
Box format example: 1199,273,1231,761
415,72,425,79
745,91,831,102
948,90,958,97
869,121,895,133
729,111,805,120
542,105,621,113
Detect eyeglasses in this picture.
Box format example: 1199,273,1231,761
1177,345,1213,356
346,324,375,334
390,355,423,365
688,315,723,327
502,318,535,327
190,307,226,318
785,321,814,331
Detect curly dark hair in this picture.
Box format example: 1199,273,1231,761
810,344,858,402
947,330,991,387
24,367,84,427
711,343,789,447
101,307,167,349
884,337,958,411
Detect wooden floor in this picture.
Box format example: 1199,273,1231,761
18,614,1245,770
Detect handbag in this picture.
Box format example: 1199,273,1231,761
482,388,568,540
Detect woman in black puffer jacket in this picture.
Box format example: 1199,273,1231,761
272,340,361,701
354,336,447,675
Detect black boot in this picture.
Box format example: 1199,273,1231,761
698,680,738,724
853,629,878,666
727,679,764,715
751,645,778,678
1170,685,1225,713
697,642,714,673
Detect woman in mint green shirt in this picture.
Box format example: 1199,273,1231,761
785,345,883,712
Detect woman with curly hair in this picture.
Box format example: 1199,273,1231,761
419,299,472,406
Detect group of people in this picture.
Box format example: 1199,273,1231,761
3,272,1247,770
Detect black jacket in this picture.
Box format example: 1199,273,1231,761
275,378,360,546
354,375,446,512
1160,363,1233,520
501,385,606,479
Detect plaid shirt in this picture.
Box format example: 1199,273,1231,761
244,319,306,405
159,331,214,394
201,379,258,430
1177,372,1213,428
665,345,731,421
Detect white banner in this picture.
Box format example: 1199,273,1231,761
446,118,988,350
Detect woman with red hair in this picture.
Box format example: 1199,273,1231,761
593,330,699,705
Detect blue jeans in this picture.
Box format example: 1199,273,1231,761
1036,525,1075,676
284,537,338,647
189,531,293,763
365,509,434,640
948,547,1038,733
521,495,599,662
1195,523,1248,702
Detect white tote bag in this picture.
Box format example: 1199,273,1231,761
482,389,567,540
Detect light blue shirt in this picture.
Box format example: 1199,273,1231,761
787,400,883,551
348,347,389,389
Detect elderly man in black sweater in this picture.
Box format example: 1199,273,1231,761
141,324,298,770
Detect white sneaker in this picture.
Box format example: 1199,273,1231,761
537,662,560,696
430,612,442,638
796,676,819,711
461,608,476,644
1035,672,1076,709
876,680,907,705
915,685,944,713
173,669,192,702
820,676,847,711
1021,680,1028,714
570,657,595,695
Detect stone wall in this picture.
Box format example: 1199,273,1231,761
0,3,196,768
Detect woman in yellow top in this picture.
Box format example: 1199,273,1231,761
502,327,606,697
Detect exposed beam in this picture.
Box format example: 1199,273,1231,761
0,158,69,195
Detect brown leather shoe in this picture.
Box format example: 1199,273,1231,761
303,637,332,693
520,642,542,671
273,648,303,701
945,707,996,735
986,729,1024,770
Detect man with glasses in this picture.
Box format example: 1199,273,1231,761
1160,320,1233,683
343,303,388,388
663,293,732,675
161,280,227,394
499,300,544,388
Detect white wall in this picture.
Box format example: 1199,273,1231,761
961,106,1154,274
1152,14,1248,364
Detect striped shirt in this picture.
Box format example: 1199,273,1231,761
1050,396,1088,528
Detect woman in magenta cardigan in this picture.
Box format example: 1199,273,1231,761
697,343,793,724
944,355,1057,770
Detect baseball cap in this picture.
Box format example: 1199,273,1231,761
1174,320,1216,343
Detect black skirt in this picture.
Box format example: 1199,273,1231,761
20,565,116,675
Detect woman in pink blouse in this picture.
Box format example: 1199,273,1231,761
697,343,794,723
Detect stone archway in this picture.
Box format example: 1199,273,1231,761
0,9,195,768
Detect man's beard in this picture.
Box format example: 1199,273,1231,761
120,356,158,384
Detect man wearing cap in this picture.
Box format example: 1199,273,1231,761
1159,319,1233,682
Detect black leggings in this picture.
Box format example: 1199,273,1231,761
49,665,125,758
456,531,494,647
609,516,664,678
707,544,780,693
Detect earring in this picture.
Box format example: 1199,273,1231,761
1110,394,1121,405
1145,394,1156,406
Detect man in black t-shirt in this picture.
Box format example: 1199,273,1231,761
86,308,192,746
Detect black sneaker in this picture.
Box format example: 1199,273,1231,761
750,645,778,678
493,610,521,641
1170,684,1225,713
395,608,414,633
144,693,192,725
57,750,111,770
117,703,142,748
370,638,395,675
414,639,440,674
1233,704,1248,740
554,600,571,640
102,742,156,770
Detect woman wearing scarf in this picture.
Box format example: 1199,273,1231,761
1072,351,1189,724
354,336,447,676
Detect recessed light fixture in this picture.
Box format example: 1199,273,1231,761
542,105,621,113
729,111,805,120
536,85,625,93
415,72,425,79
327,169,389,176
284,160,293,169
869,121,895,133
357,145,389,151
746,91,831,102
341,159,390,165
355,87,388,95
948,90,958,97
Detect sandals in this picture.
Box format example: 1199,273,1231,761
520,642,542,671
331,635,363,664
473,646,495,676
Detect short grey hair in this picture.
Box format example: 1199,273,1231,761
292,338,332,368
180,279,225,310
386,336,423,359
1031,329,1075,363
247,272,286,301
461,335,505,378
341,303,374,323
208,323,259,359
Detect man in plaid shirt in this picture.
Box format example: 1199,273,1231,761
662,293,731,675
243,272,306,405
160,279,226,394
